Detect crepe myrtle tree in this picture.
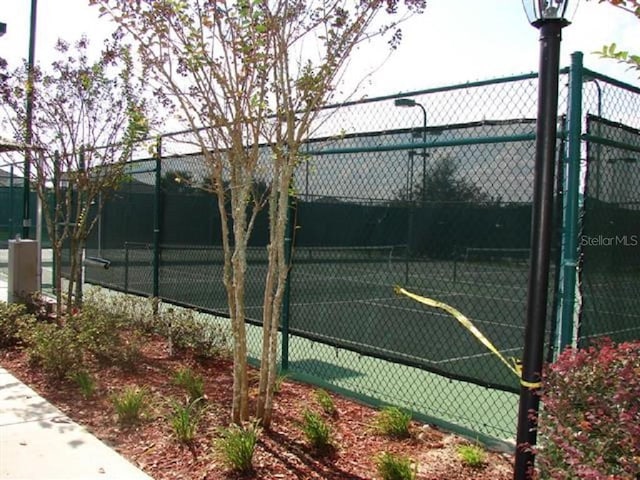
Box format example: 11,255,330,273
0,37,149,316
92,0,426,427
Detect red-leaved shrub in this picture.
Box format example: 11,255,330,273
537,339,640,479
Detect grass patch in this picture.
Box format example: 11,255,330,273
372,406,411,438
375,451,417,480
215,422,261,473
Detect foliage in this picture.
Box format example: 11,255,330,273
375,451,417,480
215,422,262,473
70,299,141,368
161,307,231,359
21,322,83,380
314,388,337,416
0,301,34,348
72,371,97,399
93,0,426,427
372,406,412,438
593,1,640,73
0,36,149,314
300,409,333,452
456,443,487,468
112,385,148,425
394,157,492,205
537,339,640,480
172,367,205,404
168,399,203,444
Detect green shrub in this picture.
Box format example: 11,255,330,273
372,406,411,438
375,451,417,480
300,409,332,452
0,301,33,348
168,399,203,444
456,443,486,468
172,367,205,403
215,422,261,473
112,386,147,425
314,388,337,416
537,339,640,480
72,371,97,399
162,308,231,359
21,322,83,379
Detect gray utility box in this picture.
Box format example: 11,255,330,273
8,239,39,303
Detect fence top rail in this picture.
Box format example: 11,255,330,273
583,68,640,95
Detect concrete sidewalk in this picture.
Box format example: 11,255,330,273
0,276,153,480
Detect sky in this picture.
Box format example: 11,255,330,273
0,0,638,139
1,0,638,93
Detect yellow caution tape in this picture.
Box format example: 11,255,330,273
394,286,542,390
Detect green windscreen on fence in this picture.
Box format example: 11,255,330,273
83,117,561,393
580,115,640,345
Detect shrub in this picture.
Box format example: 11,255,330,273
215,422,261,473
72,371,97,399
537,339,640,480
372,406,411,438
375,451,417,480
300,409,332,452
161,307,231,359
172,367,205,403
0,301,33,348
168,399,203,444
112,386,147,425
314,388,337,416
456,443,486,468
21,322,83,379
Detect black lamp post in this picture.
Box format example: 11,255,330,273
0,22,6,37
394,98,428,202
515,1,576,479
23,0,38,239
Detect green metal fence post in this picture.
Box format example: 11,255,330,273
556,51,584,354
9,164,14,240
281,193,294,372
153,137,162,300
51,151,59,293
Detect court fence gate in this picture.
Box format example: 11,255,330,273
51,52,639,442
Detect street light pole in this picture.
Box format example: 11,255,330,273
516,1,574,479
23,0,38,239
393,98,428,202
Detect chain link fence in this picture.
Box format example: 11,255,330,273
579,71,640,346
6,56,635,442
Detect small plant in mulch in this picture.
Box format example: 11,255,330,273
112,385,148,425
375,451,417,480
314,388,337,416
372,406,412,438
274,373,288,394
456,442,487,468
172,366,205,403
300,408,334,454
168,398,204,444
214,421,262,474
71,370,97,399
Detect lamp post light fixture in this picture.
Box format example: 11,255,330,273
394,98,428,202
515,1,577,479
0,22,6,37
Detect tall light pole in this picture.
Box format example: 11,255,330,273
23,0,38,239
394,98,428,202
516,1,576,479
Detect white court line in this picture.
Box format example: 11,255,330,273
431,346,522,365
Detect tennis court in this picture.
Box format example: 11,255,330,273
83,243,539,393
